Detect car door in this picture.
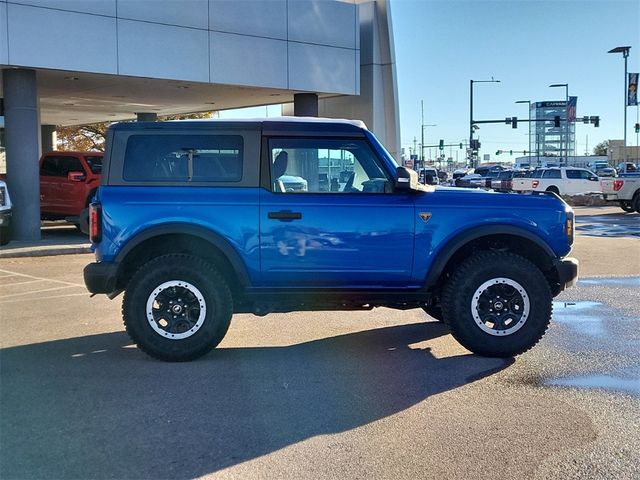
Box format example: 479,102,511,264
56,155,87,214
259,137,415,288
39,155,64,213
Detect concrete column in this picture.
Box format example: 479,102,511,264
293,93,318,117
136,112,158,122
41,125,56,153
3,69,41,241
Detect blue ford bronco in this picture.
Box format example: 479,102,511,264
84,118,578,361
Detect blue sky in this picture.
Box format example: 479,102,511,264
222,0,639,161
390,0,640,159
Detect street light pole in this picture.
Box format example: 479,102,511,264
550,83,569,165
608,46,631,163
470,78,500,168
516,100,532,161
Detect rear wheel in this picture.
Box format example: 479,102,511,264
122,254,233,361
546,186,560,195
441,251,552,357
633,193,640,213
620,201,635,213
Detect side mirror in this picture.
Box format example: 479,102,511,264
68,171,87,182
395,166,419,191
589,176,598,181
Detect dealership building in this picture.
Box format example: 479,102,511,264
0,0,399,240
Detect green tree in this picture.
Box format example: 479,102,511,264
593,140,609,156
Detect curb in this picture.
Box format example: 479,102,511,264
0,245,92,258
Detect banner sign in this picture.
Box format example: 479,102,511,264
628,73,638,106
567,96,577,122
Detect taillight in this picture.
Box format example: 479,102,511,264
532,180,539,188
565,216,574,245
89,203,102,244
613,180,624,191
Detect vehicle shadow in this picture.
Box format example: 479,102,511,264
0,322,513,479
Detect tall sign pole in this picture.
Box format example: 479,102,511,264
608,46,632,163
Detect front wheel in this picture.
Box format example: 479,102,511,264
441,252,552,357
122,254,233,361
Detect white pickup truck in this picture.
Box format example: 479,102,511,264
512,167,600,196
601,174,640,213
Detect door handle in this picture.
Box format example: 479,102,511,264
268,210,302,221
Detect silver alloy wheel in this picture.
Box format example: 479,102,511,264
470,277,530,336
145,280,207,340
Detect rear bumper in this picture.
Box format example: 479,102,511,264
84,262,118,294
554,257,579,292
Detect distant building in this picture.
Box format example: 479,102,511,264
608,140,640,164
530,101,576,162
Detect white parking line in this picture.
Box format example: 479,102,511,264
0,292,89,304
0,268,84,287
0,279,47,286
0,285,82,299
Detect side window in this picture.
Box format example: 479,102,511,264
543,169,561,179
59,156,84,176
580,170,595,179
565,169,581,179
123,134,243,182
532,170,544,178
269,138,391,194
84,155,103,174
40,156,62,177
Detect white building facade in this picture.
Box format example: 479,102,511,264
0,0,399,240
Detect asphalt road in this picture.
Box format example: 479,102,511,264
0,208,638,480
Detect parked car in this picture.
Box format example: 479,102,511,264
84,117,578,362
595,167,616,178
490,170,516,192
616,162,638,175
601,176,640,213
0,179,12,245
279,175,308,192
418,167,439,185
512,167,600,196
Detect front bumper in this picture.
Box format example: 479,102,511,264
84,262,118,294
553,257,579,292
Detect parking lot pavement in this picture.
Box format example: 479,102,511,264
1,244,639,479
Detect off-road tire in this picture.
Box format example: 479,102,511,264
441,251,552,357
620,201,635,213
122,254,233,361
422,305,444,323
633,192,640,213
0,225,10,246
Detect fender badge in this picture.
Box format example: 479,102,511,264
419,212,432,222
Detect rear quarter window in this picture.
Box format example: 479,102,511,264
123,134,243,182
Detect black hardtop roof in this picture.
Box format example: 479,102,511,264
109,117,368,136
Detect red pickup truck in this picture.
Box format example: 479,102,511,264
39,152,103,228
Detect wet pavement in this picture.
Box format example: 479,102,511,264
575,211,640,238
539,276,640,397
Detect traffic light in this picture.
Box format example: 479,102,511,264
509,150,513,155
439,139,444,151
511,117,517,129
636,123,640,133
591,116,600,127
459,143,463,149
495,150,502,155
554,116,560,128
